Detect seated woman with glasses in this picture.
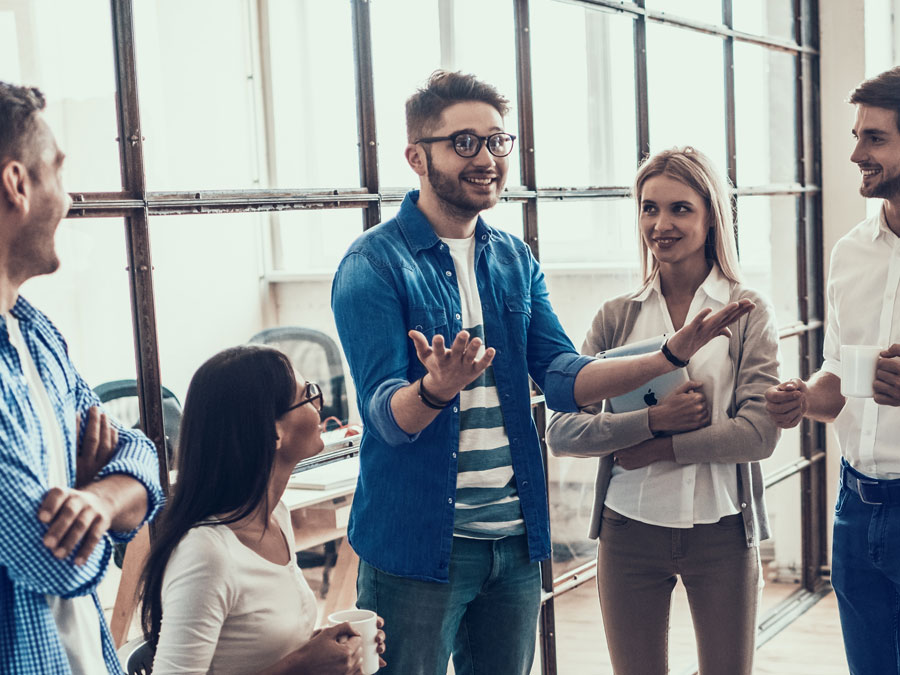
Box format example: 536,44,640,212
140,345,385,674
546,147,780,675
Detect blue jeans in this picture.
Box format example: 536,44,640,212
356,534,541,675
833,461,900,674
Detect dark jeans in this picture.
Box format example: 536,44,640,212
833,461,900,674
356,534,541,675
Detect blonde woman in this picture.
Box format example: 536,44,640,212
546,147,780,675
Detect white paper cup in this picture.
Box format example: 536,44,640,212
328,608,379,674
841,345,883,398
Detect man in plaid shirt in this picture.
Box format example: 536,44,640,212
0,82,163,673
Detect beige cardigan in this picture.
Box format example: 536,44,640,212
545,281,781,547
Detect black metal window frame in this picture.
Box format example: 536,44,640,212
66,1,824,673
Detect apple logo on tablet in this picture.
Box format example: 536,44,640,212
644,389,658,406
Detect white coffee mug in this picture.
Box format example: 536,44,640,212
328,608,379,674
840,345,883,398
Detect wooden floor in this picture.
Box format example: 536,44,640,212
102,560,849,674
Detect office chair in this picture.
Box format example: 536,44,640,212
117,637,154,675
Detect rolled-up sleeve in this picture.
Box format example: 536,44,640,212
543,353,595,413
75,373,164,542
545,303,654,457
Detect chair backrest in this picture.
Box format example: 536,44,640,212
248,327,349,425
117,638,154,675
93,379,183,465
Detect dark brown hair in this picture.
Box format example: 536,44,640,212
849,67,900,133
0,81,46,170
140,345,297,648
405,70,509,142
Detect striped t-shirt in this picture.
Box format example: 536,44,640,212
440,236,525,539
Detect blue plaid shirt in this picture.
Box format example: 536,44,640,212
0,296,164,674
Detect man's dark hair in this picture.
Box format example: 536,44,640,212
849,67,900,133
0,81,46,169
405,70,510,142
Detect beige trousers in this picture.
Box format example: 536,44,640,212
596,506,760,675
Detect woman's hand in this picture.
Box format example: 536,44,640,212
647,380,709,434
665,299,754,364
284,616,386,675
613,437,675,470
287,622,363,674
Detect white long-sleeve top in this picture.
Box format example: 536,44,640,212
152,501,317,675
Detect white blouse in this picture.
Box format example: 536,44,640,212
152,501,318,675
604,265,742,527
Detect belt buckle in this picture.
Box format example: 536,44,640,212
857,478,883,505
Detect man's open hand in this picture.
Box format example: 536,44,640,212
409,330,495,402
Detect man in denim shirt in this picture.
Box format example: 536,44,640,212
0,82,163,674
332,71,751,675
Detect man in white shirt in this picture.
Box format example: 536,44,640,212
765,66,900,674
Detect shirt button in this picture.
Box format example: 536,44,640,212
452,406,458,413
445,270,453,277
522,481,528,487
452,452,457,458
448,498,453,504
439,244,444,250
455,313,461,320
741,502,748,509
481,234,487,241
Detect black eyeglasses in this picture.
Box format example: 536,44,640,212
281,382,323,415
415,131,517,158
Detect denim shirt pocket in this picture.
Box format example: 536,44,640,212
503,294,531,349
409,306,449,342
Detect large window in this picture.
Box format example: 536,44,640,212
10,0,825,672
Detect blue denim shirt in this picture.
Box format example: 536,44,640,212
331,191,592,582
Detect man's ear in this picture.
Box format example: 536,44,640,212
405,144,428,177
0,161,29,215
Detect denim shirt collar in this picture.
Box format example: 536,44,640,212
397,190,494,257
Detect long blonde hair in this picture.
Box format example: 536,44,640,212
633,146,742,289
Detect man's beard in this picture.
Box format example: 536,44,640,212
862,170,900,200
425,151,500,219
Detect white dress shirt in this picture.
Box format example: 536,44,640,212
822,208,900,479
604,265,742,527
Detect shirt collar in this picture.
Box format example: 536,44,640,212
9,296,37,322
396,190,493,254
872,205,897,243
632,264,731,305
